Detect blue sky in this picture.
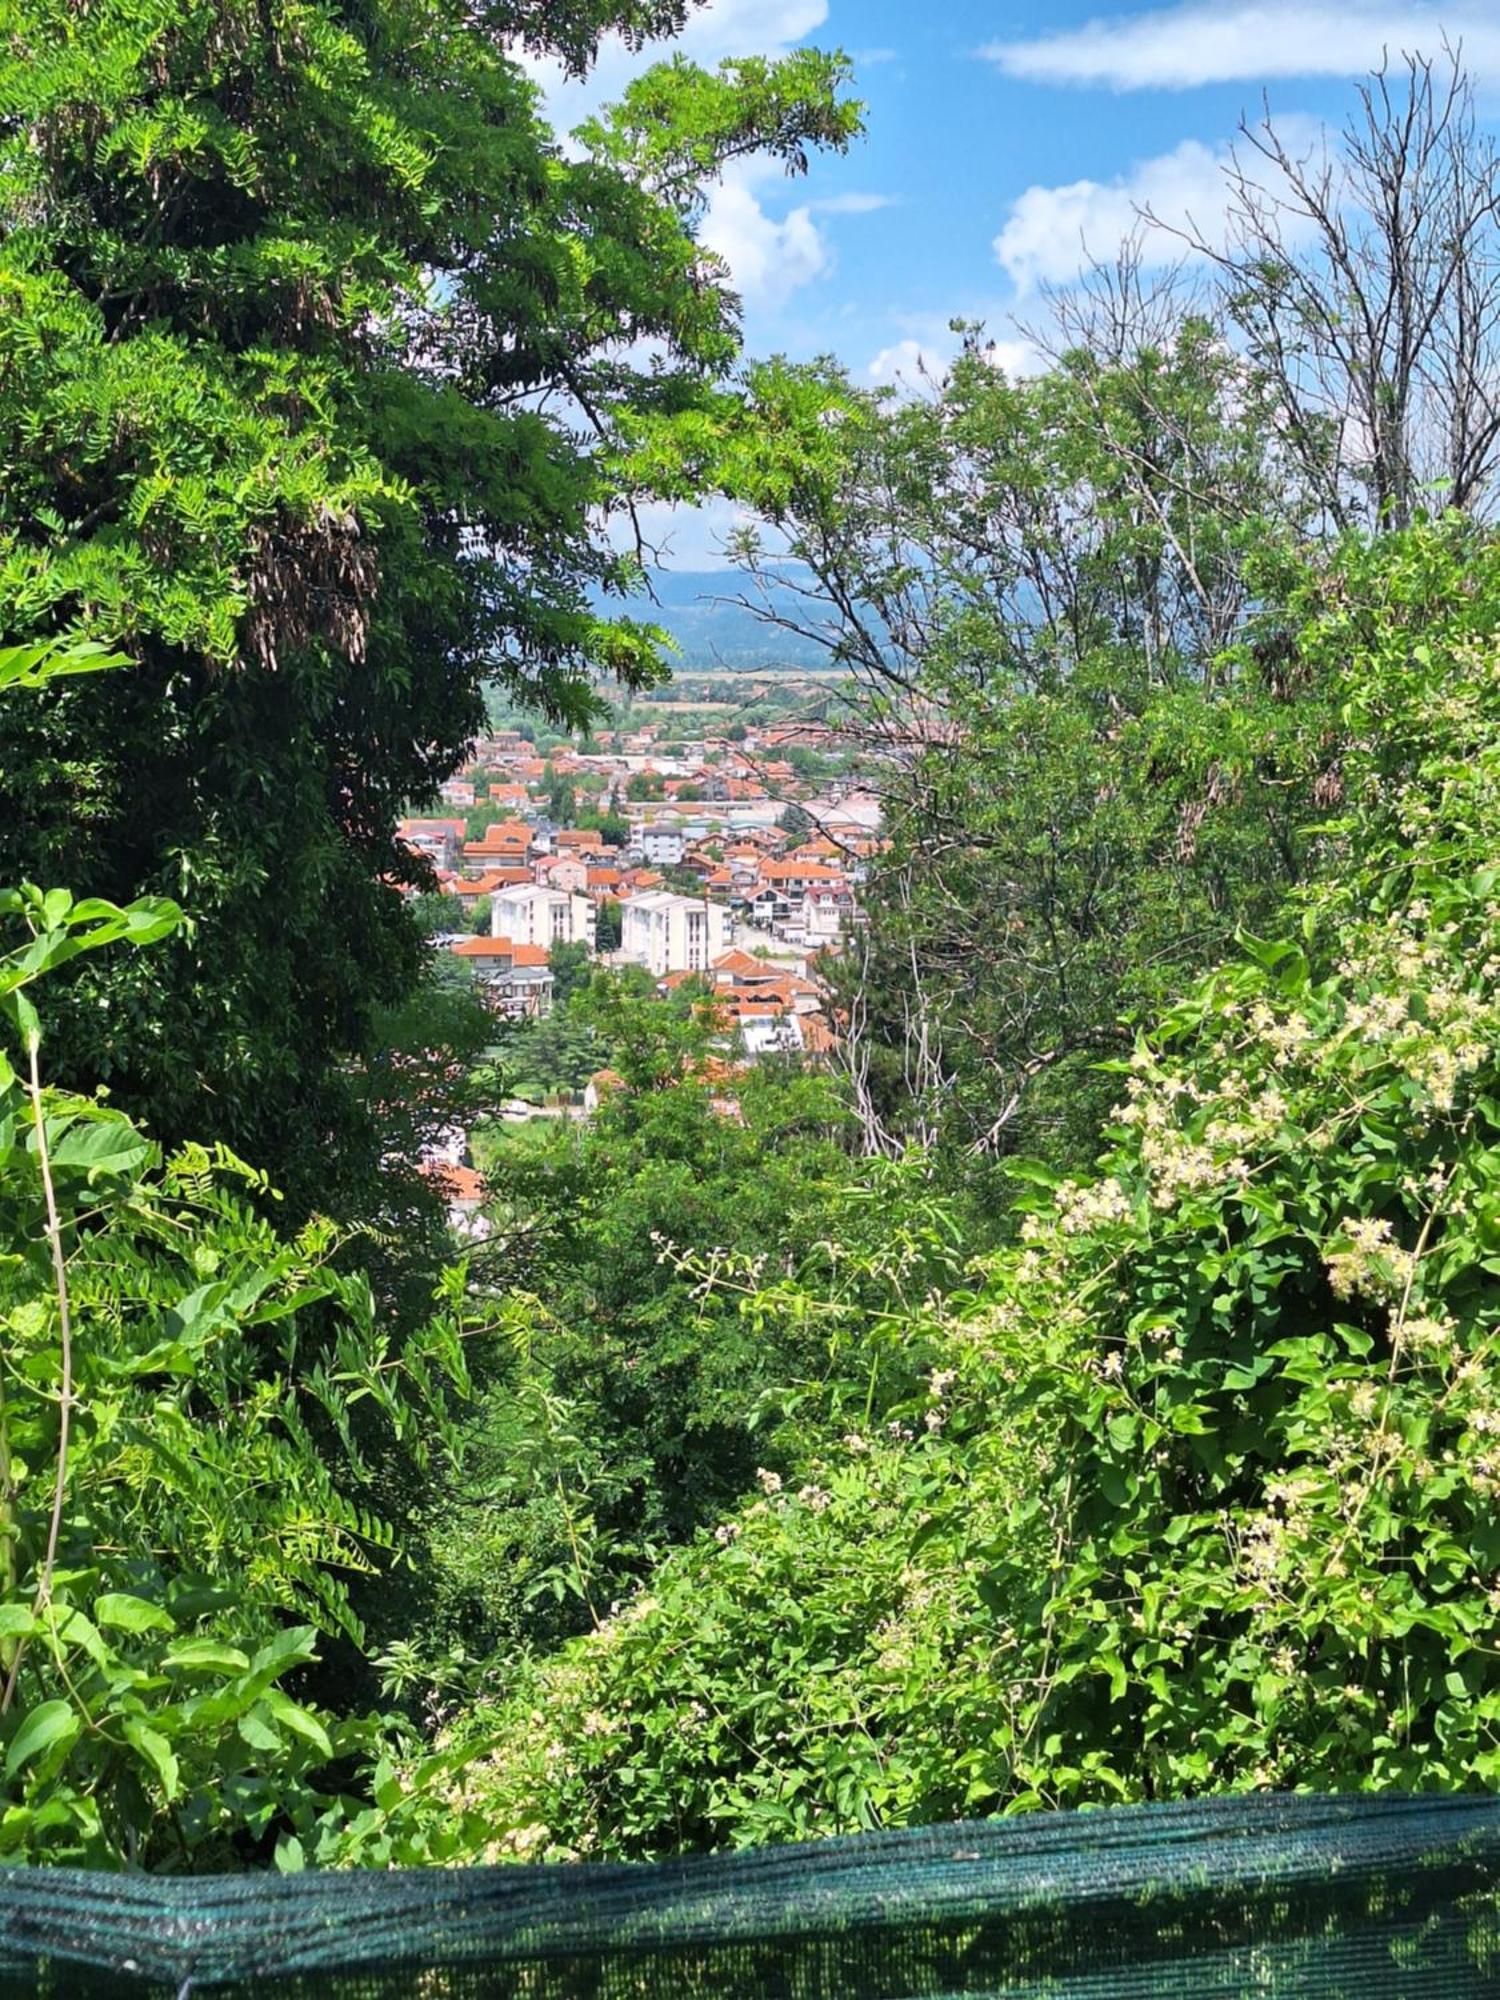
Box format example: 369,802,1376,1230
529,2,1500,565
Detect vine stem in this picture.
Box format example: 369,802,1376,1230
1,1037,74,1715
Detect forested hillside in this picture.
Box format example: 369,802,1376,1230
3,0,1500,1888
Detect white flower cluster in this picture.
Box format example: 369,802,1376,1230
1325,1217,1415,1304
1051,1176,1134,1235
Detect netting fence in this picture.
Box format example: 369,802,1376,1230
0,1793,1497,1997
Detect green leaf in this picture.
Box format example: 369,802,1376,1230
237,1707,283,1754
162,1642,250,1675
261,1690,333,1760
47,1117,151,1182
95,1594,175,1637
5,1701,79,1777
122,1720,180,1802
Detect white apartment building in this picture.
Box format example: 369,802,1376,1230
620,891,727,977
639,827,686,867
490,885,595,951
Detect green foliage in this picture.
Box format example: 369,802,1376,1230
0,0,857,1221
625,329,1331,1171
548,942,594,1010
0,638,471,1868
396,526,1500,1859
419,1000,866,1660
410,892,467,938
578,809,631,848
0,1115,468,1867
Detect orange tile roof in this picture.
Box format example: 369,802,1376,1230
709,948,768,977
422,1163,486,1202
758,860,846,884
399,816,466,838
458,868,532,896
471,821,533,848
450,937,550,965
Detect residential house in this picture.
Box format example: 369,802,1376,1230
455,867,531,913
640,827,685,868
422,1163,490,1241
449,936,554,1017
556,828,610,860
800,881,856,946
398,817,465,873
756,859,847,900
461,820,533,875
539,855,590,896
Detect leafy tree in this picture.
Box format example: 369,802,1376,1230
595,899,624,952
0,0,857,1222
470,896,493,935
481,1005,606,1107
411,892,467,937
547,776,579,826
627,773,667,802
633,326,1330,1168
579,810,631,849
423,1021,863,1656
548,940,594,1008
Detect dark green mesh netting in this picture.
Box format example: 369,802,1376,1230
2,1794,1498,1997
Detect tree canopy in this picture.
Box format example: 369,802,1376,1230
0,0,856,1219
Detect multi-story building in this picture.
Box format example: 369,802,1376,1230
490,884,595,951
619,891,727,977
639,827,686,868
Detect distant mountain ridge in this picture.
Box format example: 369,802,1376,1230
609,570,835,672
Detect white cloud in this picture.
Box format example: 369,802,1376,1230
993,123,1324,290
996,139,1229,289
700,162,834,308
984,3,1500,92
808,192,895,217
866,339,945,387
515,0,869,313
691,169,889,311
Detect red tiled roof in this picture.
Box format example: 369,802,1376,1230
470,821,533,848
458,868,531,896
399,817,467,838
422,1163,486,1203
758,860,846,885
450,937,550,965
